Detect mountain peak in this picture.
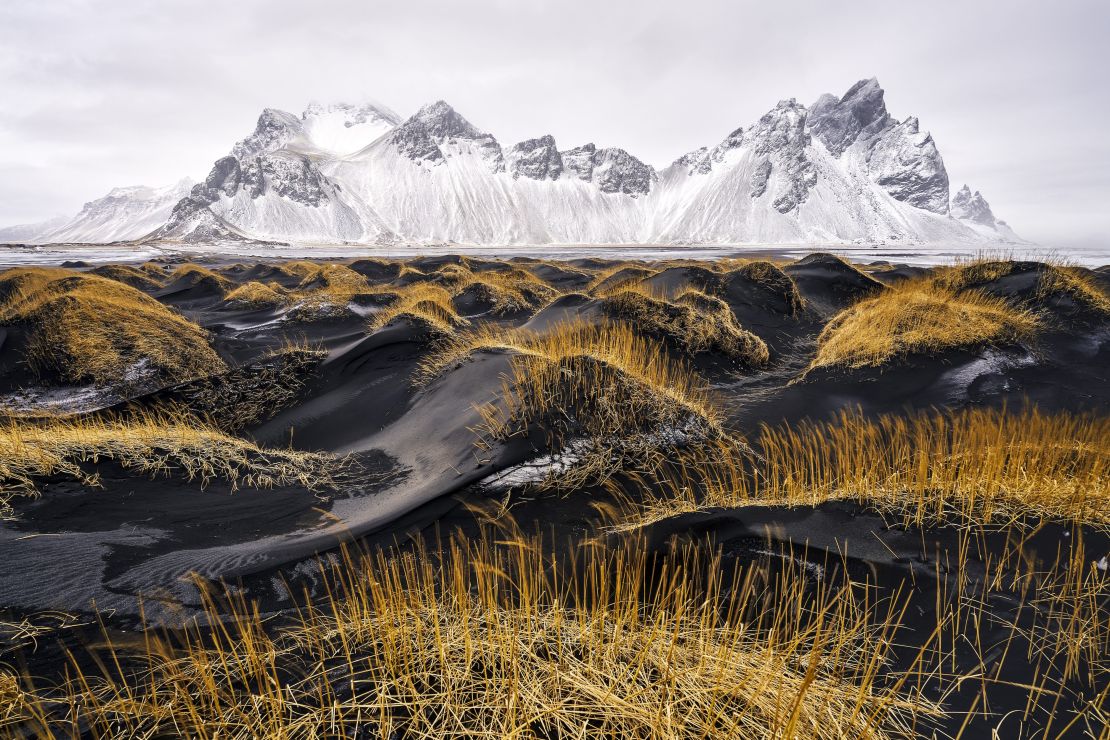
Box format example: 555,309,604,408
408,100,485,140
231,108,303,160
389,100,500,166
808,77,891,157
951,184,998,226
507,135,562,180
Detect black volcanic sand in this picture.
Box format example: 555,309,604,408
1,253,1109,738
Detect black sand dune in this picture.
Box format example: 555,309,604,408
1,252,1108,737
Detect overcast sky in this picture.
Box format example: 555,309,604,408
1,0,1106,247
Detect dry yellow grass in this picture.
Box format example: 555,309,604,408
278,263,373,318
613,406,1110,530
219,264,375,316
0,267,226,386
222,280,287,308
728,260,807,314
167,263,233,291
368,282,468,333
425,263,561,315
3,535,941,739
293,263,370,296
808,279,1038,371
422,320,725,490
602,287,769,366
89,264,165,291
0,408,340,518
587,263,659,296
933,259,1110,317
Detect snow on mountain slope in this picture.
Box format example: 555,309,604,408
0,179,194,244
0,215,70,244
300,102,401,156
950,184,1024,242
14,81,1023,247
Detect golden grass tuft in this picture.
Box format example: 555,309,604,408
368,283,467,334
222,280,287,308
934,259,1110,318
89,264,165,291
614,406,1110,531
587,263,659,296
808,278,1038,371
602,287,769,366
167,263,232,291
294,263,370,296
0,268,226,386
4,535,940,739
422,320,724,489
428,263,561,315
0,408,340,518
729,260,806,314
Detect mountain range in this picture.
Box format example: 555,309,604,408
0,79,1022,247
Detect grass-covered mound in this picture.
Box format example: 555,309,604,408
0,408,339,518
722,260,806,316
223,280,287,308
587,264,659,296
421,320,727,489
602,287,769,367
808,278,1037,372
0,267,226,386
165,264,233,293
286,263,373,318
933,259,1110,320
368,283,468,334
425,263,560,316
89,264,165,291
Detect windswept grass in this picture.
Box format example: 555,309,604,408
422,320,726,490
587,263,658,296
0,408,340,518
602,287,769,366
2,535,941,739
426,263,561,315
223,280,287,308
728,260,807,314
0,268,226,386
808,278,1038,371
614,406,1110,530
139,343,327,433
933,259,1110,318
89,264,164,291
167,264,232,292
368,282,467,334
282,263,373,318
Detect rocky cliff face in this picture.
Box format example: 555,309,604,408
867,117,950,214
808,78,891,157
951,184,998,226
506,136,563,180
749,99,816,213
391,101,504,171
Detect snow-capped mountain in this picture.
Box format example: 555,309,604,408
950,184,1021,241
4,80,1024,246
0,179,195,244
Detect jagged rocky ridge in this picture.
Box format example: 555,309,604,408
2,79,1022,246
